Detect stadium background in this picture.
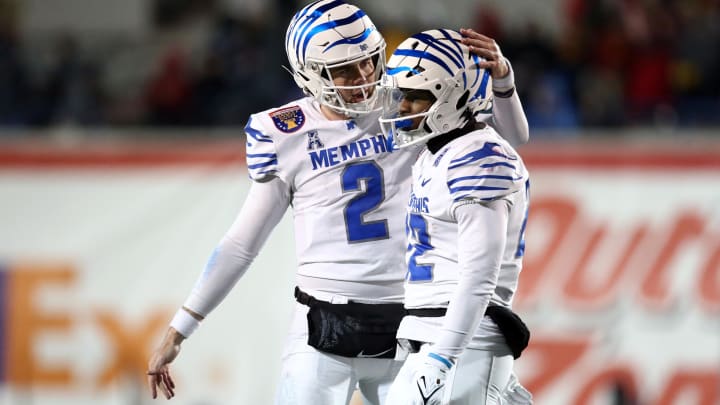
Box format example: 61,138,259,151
0,0,718,404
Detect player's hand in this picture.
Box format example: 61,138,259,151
147,328,184,400
501,372,533,405
408,352,453,405
460,28,509,79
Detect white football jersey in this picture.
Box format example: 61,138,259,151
398,126,530,346
245,97,418,302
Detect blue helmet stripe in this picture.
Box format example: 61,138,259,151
410,32,463,69
301,9,366,60
324,27,373,52
391,49,454,77
387,66,421,76
293,0,345,45
473,69,491,101
294,0,346,62
292,9,318,50
287,0,328,54
437,29,468,88
410,31,466,87
439,29,464,58
286,4,312,51
469,53,481,89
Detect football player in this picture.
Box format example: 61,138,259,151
147,2,529,405
380,29,533,404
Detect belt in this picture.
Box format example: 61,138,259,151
406,308,448,317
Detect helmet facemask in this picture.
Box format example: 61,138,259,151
313,49,386,117
379,78,439,148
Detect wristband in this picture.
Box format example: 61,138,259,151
493,87,516,98
492,57,515,96
428,352,454,369
170,308,201,338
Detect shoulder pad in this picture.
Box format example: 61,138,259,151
244,116,279,182
446,139,526,202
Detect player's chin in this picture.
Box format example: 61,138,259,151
349,95,369,103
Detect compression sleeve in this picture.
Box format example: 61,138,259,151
487,59,530,147
432,198,509,360
182,177,291,317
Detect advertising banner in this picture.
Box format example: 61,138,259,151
0,138,718,405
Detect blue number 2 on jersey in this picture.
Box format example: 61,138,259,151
341,161,389,243
406,213,434,281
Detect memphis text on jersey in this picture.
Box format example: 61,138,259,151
308,133,393,170
408,192,429,213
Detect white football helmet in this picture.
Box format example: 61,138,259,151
379,29,493,148
285,0,386,116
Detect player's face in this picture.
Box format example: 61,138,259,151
329,57,377,103
397,89,434,130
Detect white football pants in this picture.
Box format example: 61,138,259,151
387,343,514,405
274,303,404,405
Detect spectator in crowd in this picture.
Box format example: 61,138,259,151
0,0,719,130
0,17,29,126
145,48,193,126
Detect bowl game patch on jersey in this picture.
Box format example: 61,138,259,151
270,105,305,133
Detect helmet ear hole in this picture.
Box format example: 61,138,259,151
456,90,469,110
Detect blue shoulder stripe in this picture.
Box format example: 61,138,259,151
453,195,497,202
448,142,514,170
247,153,277,159
480,162,517,170
449,185,508,193
248,159,278,170
447,174,517,186
245,118,273,143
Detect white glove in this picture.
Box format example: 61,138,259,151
409,352,454,405
501,372,533,405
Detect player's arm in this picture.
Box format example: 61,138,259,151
181,178,290,319
403,198,509,405
432,197,508,361
460,28,529,147
426,140,523,358
147,178,291,399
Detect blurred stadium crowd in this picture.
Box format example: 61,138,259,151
0,0,718,131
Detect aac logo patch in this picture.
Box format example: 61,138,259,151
270,106,305,133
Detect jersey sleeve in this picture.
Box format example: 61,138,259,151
446,140,526,212
475,59,530,147
244,115,280,182
183,178,291,317
432,198,509,360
